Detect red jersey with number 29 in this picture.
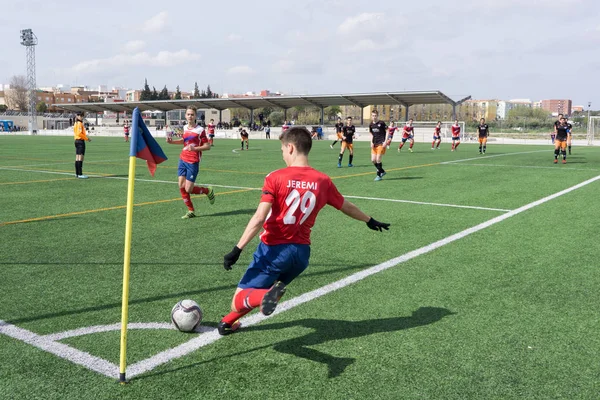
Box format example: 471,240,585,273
259,166,345,245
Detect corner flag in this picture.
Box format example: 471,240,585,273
119,108,168,383
130,108,167,176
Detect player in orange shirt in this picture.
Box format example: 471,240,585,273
73,112,92,179
166,106,215,219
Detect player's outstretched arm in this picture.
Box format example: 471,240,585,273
223,202,272,270
339,199,390,232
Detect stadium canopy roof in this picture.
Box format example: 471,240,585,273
53,91,470,113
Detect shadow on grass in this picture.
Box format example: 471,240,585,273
135,307,455,380
203,208,256,218
4,263,374,324
380,176,423,181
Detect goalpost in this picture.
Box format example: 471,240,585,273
407,121,466,143
588,116,600,146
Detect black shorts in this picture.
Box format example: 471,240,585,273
75,140,86,155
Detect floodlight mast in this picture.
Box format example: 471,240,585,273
20,29,38,134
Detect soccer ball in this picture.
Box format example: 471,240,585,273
171,299,203,332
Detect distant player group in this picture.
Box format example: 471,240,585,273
328,111,493,181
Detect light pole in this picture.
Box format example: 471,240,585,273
587,101,592,145
20,29,38,134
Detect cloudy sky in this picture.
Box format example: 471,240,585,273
1,0,599,107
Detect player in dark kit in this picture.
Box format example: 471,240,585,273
337,117,356,167
217,126,390,335
369,110,388,181
330,117,344,149
477,118,490,154
553,117,569,164
239,128,249,150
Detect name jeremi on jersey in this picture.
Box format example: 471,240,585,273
286,180,318,190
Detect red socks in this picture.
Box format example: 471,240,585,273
221,288,269,325
191,186,208,195
180,187,194,211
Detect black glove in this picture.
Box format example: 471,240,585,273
223,246,242,271
367,217,390,232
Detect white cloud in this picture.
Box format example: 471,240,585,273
227,65,255,75
70,49,200,74
345,39,400,53
273,59,323,74
227,33,242,41
142,11,168,33
122,40,146,53
337,13,384,35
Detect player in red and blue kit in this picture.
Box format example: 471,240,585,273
387,122,398,149
218,126,390,335
166,106,215,219
451,120,461,151
207,119,216,147
398,119,415,152
432,121,442,149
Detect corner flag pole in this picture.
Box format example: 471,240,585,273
119,109,140,383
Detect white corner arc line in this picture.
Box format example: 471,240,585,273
125,173,600,378
344,195,511,212
42,322,175,341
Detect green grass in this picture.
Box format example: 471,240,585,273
1,135,599,399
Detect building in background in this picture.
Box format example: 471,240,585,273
496,99,533,119
541,99,572,116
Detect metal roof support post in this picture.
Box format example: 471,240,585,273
95,112,98,126
360,107,364,126
320,107,324,125
250,109,254,128
452,105,456,120
405,106,410,121
219,109,222,123
284,108,288,122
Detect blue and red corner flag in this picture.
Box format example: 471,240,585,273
130,107,167,176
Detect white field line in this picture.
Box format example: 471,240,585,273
0,166,507,212
344,195,511,212
0,320,119,379
0,159,124,168
42,322,176,341
445,163,600,172
441,149,549,164
2,173,598,379
125,173,600,378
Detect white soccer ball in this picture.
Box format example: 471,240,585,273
171,299,203,332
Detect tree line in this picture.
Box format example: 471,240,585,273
139,79,219,101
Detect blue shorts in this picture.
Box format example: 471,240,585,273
238,242,311,289
452,136,460,141
178,159,199,182
433,135,440,140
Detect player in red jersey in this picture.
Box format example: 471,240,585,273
397,119,415,153
217,126,390,335
387,121,399,149
450,119,461,151
166,106,215,219
207,119,216,146
432,121,442,149
123,121,130,142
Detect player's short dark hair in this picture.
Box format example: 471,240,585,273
372,109,379,115
437,121,442,124
76,111,84,116
280,126,313,155
346,116,352,119
186,105,197,114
